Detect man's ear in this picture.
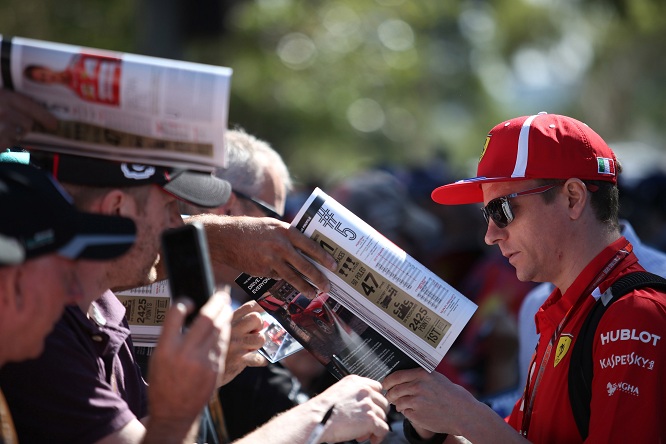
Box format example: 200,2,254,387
0,266,26,329
0,267,17,311
97,189,134,217
564,179,588,220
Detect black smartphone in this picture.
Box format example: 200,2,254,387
161,222,215,325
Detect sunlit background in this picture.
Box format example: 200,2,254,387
2,0,666,186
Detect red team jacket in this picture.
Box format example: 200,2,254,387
507,237,666,443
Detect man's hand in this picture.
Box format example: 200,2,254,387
146,290,232,440
315,375,390,444
219,300,267,386
383,368,526,444
188,214,337,298
0,89,57,147
383,368,455,438
234,374,390,444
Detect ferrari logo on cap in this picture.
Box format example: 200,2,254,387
554,334,573,367
480,136,491,161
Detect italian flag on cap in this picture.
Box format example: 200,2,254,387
597,157,615,176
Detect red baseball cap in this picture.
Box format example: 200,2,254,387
431,112,618,205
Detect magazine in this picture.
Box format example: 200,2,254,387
236,188,477,381
0,35,231,171
116,280,304,361
236,275,423,380
115,280,171,347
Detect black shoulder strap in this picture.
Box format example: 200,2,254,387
568,271,666,439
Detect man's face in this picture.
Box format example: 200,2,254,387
0,254,84,363
481,180,567,285
233,165,286,219
257,165,287,218
27,67,60,84
109,185,183,290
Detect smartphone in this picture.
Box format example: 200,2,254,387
161,222,215,325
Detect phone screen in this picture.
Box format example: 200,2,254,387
161,222,215,324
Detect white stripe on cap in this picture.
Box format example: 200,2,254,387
58,235,136,259
511,113,540,178
0,234,25,264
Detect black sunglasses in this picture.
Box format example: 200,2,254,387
234,190,282,219
481,183,562,228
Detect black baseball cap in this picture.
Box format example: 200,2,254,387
30,151,232,208
0,163,137,266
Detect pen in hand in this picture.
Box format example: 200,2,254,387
305,404,335,444
331,354,351,378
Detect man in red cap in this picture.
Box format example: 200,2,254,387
383,112,666,443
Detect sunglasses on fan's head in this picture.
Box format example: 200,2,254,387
233,190,282,219
480,182,563,228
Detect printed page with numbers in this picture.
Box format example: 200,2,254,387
115,280,171,347
237,187,477,379
115,280,303,363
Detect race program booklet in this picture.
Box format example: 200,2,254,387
0,35,231,171
237,274,420,380
116,280,170,347
116,280,303,362
236,188,477,381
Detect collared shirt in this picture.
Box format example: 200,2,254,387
507,237,666,443
0,290,147,443
517,221,666,392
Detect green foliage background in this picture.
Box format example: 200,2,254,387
2,0,665,186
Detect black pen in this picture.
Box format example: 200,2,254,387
305,404,335,444
331,354,351,377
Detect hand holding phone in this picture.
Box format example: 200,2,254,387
161,222,215,325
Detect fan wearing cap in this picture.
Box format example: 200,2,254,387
0,162,136,364
28,151,232,289
0,163,136,443
383,113,666,443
